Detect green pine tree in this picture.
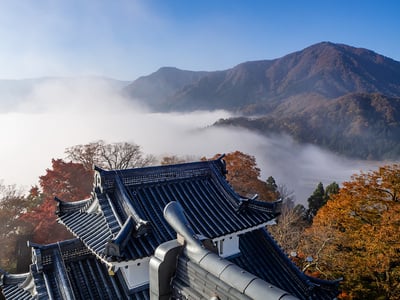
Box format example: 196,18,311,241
306,182,340,222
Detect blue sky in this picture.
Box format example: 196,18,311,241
0,0,399,80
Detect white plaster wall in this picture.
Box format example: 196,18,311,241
214,235,240,258
120,257,150,290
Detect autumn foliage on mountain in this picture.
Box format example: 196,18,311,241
125,42,400,160
299,164,400,299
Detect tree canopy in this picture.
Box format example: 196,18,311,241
65,140,156,170
306,181,339,222
299,164,400,299
21,159,93,244
0,183,38,272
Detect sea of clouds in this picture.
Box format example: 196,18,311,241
0,78,381,204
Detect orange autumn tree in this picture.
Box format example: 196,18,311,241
208,151,279,201
21,159,93,244
299,164,400,299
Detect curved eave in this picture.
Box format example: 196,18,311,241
55,197,94,216
56,192,150,264
1,272,29,286
248,197,282,214
305,275,342,294
0,271,32,300
27,237,87,252
208,162,281,216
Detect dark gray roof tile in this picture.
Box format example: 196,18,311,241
58,159,278,261
2,158,339,300
1,239,149,300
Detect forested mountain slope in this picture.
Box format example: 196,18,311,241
124,42,400,159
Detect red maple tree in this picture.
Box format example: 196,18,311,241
21,159,93,244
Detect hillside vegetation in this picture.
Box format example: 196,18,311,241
124,42,400,159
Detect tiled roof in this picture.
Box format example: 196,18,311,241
0,271,32,300
154,201,298,300
172,254,297,300
2,158,339,299
57,158,280,262
229,229,340,300
0,239,150,300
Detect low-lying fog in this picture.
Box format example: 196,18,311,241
0,78,381,204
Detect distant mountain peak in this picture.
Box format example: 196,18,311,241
123,42,400,159
155,66,188,73
125,41,400,112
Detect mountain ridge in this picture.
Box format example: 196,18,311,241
214,92,400,159
123,42,400,159
124,42,400,114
